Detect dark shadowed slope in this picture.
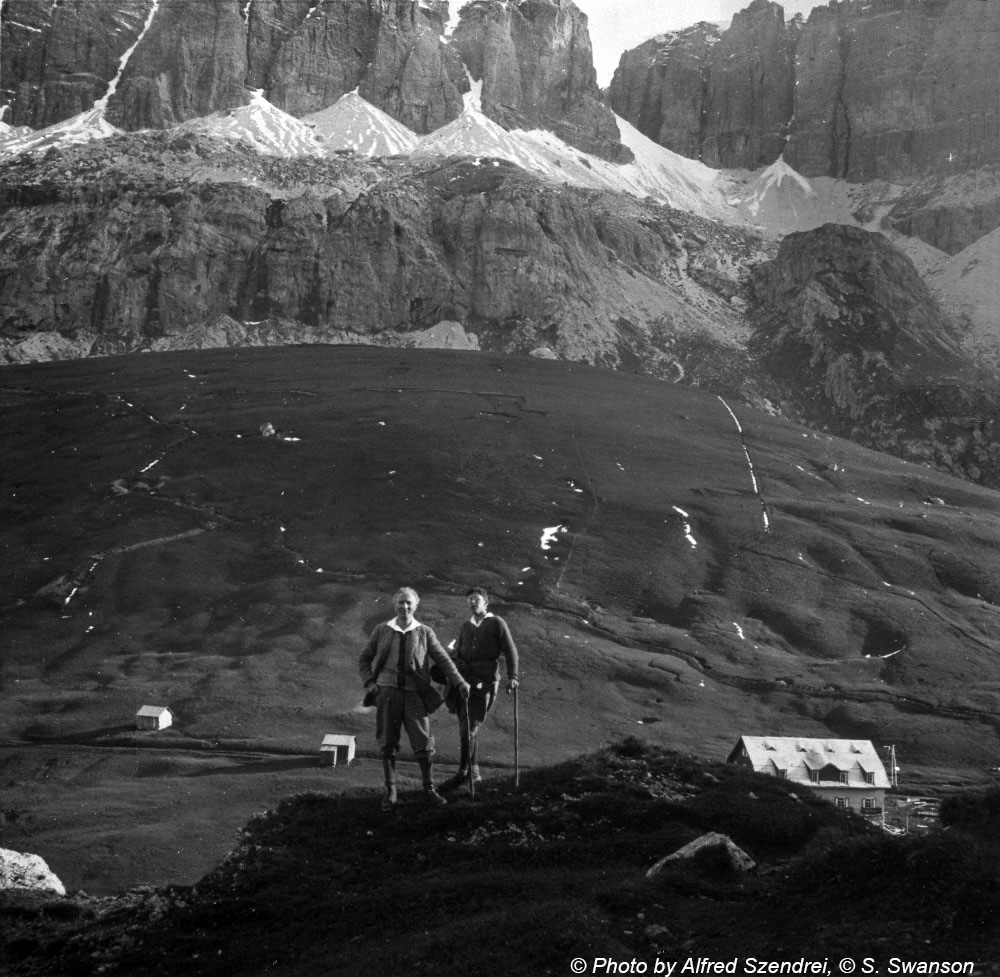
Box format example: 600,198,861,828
2,346,999,892
3,743,999,977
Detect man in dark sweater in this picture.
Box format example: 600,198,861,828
440,587,519,792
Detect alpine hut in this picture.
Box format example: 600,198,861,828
728,736,890,816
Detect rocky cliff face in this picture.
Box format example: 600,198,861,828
610,1,798,172
607,24,721,161
611,0,1000,182
450,0,632,162
702,1,798,170
0,0,154,127
749,223,1000,485
0,131,753,381
786,0,1000,182
248,0,468,133
1,0,628,159
0,0,466,134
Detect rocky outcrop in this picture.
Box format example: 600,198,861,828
249,0,468,133
701,1,797,170
450,0,632,163
611,0,1000,182
0,131,752,380
608,1,797,171
607,24,721,160
0,848,66,895
749,223,1000,485
610,1,797,171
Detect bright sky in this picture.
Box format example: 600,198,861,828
451,1,826,87
586,0,826,84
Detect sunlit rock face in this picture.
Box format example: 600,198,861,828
610,0,1000,182
450,0,633,163
0,0,627,155
608,23,722,162
0,0,465,133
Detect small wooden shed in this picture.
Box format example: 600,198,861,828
319,734,356,767
136,705,173,731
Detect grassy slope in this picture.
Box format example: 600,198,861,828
2,346,999,895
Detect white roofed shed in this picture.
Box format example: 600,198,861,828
135,705,173,731
319,734,356,767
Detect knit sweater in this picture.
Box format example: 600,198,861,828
453,614,519,688
359,620,464,692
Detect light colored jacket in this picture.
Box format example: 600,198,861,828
359,621,465,705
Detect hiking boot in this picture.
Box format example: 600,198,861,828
423,785,448,807
438,769,470,793
380,785,398,812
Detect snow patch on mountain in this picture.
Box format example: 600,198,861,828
726,157,864,234
0,109,122,155
179,91,325,157
464,70,484,113
414,102,553,170
0,119,34,143
303,91,419,156
0,87,861,234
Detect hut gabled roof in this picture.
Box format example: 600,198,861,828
729,736,891,788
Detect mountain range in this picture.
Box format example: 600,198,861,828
0,0,997,521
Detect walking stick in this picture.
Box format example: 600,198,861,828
513,685,520,793
464,699,475,802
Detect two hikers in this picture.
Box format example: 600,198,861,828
359,586,519,810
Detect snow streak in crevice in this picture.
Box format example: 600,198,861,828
671,505,698,549
718,395,770,533
93,0,160,114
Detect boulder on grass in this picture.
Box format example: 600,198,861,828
646,831,755,880
0,847,66,895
